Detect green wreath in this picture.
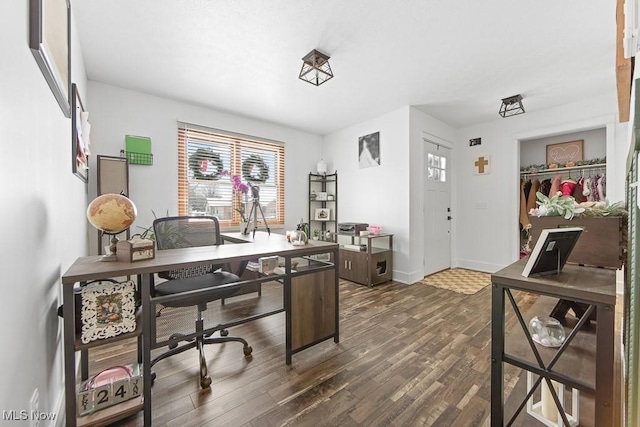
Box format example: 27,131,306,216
242,154,269,183
189,149,223,180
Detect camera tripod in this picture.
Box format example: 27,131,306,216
244,184,270,237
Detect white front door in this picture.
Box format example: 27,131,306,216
424,142,451,276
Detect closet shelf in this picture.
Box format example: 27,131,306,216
520,162,606,176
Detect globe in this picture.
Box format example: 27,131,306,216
87,194,137,233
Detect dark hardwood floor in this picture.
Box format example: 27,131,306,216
88,277,620,427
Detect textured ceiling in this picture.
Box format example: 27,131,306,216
73,0,617,135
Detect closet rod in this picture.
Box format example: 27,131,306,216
520,162,606,176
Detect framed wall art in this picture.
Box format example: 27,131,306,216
359,131,380,168
29,0,71,117
72,84,91,182
546,140,584,165
315,208,331,221
80,280,137,344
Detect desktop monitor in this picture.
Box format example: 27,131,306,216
522,227,584,277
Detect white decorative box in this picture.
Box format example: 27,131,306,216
116,237,155,262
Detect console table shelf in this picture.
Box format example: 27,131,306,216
490,258,616,427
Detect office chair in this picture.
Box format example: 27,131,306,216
151,216,252,389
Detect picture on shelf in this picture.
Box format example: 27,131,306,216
80,280,137,344
314,208,331,221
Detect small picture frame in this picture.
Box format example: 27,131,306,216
316,191,328,201
81,280,137,344
315,208,331,221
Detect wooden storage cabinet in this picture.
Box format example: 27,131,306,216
339,248,368,283
290,269,337,349
338,234,393,287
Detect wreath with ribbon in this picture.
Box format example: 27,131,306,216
189,148,224,180
242,154,269,183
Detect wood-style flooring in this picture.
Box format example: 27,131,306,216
88,278,621,427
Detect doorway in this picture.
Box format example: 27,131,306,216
424,141,451,276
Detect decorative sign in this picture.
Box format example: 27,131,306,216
474,155,491,175
77,363,142,417
469,137,482,147
546,140,584,165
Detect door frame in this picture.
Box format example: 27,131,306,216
422,135,454,277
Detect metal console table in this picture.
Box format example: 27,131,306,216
490,258,617,427
61,233,339,426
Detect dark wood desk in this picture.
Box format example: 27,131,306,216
490,259,616,427
61,232,339,426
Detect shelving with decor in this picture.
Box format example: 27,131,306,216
60,281,144,426
308,172,338,242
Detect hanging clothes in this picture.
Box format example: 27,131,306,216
583,176,593,201
561,179,577,196
549,174,562,196
523,179,532,204
597,174,606,200
573,177,586,203
591,174,601,202
520,180,531,230
539,178,552,197
526,178,541,214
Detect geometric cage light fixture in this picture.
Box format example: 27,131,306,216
299,49,334,86
499,94,525,118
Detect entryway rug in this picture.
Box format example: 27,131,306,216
422,268,491,295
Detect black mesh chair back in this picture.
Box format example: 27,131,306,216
154,216,224,280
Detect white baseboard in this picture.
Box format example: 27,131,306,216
454,258,504,274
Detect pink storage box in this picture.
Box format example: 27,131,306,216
368,225,381,235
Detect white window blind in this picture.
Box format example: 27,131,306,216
177,122,285,226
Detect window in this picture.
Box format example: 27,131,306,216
427,153,446,182
178,123,285,226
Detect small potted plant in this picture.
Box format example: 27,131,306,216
312,229,320,240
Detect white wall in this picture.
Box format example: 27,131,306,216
87,82,323,248
0,1,88,421
323,107,410,280
454,93,626,273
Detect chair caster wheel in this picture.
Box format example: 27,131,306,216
200,376,212,389
220,329,229,336
243,345,253,356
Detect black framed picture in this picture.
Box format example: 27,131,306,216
359,131,380,168
29,0,71,117
72,84,90,183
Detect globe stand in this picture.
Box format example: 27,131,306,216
100,232,120,262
